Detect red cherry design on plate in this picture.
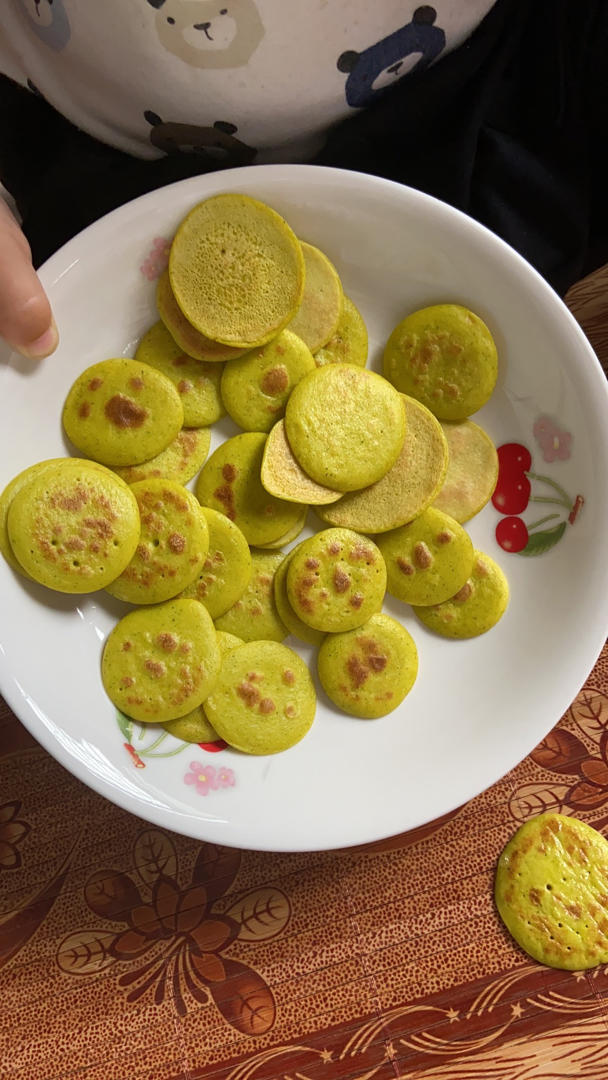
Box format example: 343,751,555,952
496,516,529,552
492,474,531,514
492,442,532,514
497,443,532,476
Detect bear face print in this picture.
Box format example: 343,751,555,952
17,0,71,50
337,6,445,108
144,112,257,165
145,0,264,68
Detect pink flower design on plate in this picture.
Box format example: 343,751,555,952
533,415,572,462
217,767,236,788
140,236,170,281
185,761,220,796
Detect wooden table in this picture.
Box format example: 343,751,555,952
1,267,607,1080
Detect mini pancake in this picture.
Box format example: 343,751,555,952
179,505,252,619
156,269,244,362
273,544,325,646
286,527,386,633
62,357,184,466
215,549,287,643
7,460,140,593
318,613,418,719
112,428,211,486
288,241,343,353
433,419,499,523
314,295,368,368
255,506,308,549
261,420,342,505
413,550,508,639
495,813,608,970
105,478,209,605
377,507,475,606
195,431,306,546
169,193,305,348
318,395,448,533
220,329,315,433
285,365,406,492
383,304,498,420
164,630,243,743
0,456,113,576
203,640,316,755
135,320,225,428
102,597,221,723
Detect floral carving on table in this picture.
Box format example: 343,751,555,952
0,800,30,870
56,830,290,1031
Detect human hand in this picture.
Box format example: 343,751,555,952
0,198,57,358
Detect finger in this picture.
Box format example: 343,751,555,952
0,200,58,358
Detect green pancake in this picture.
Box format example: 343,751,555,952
413,550,509,638
102,598,221,723
195,431,305,546
433,419,499,523
495,813,608,970
62,357,184,466
286,527,386,633
317,613,418,718
215,549,287,643
112,428,211,486
377,507,475,606
220,329,315,433
383,304,498,420
203,640,316,755
314,295,368,368
135,320,225,428
7,459,140,593
179,505,252,619
105,478,209,605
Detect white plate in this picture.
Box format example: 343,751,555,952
1,165,607,852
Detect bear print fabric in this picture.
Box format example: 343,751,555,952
1,2,495,162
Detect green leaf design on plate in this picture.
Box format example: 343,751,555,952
116,711,133,743
520,520,567,556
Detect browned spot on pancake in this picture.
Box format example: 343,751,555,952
222,463,237,482
447,342,464,357
157,632,178,651
413,542,433,570
397,557,414,576
259,697,275,714
83,517,114,539
126,695,144,707
529,888,542,906
105,394,148,429
347,655,368,689
237,680,260,708
137,544,150,561
88,377,103,391
454,581,473,602
437,530,453,545
306,558,320,571
145,660,166,678
475,559,489,577
213,484,235,520
78,402,91,419
179,642,191,654
258,574,272,587
247,672,262,682
275,345,285,356
282,669,295,686
284,704,296,718
350,542,374,563
349,592,364,609
294,575,314,612
96,495,117,518
120,676,134,688
260,365,289,396
333,567,350,594
566,903,582,918
172,355,189,367
121,641,132,651
328,541,342,555
168,532,186,554
65,537,85,552
213,551,225,564
178,380,193,394
129,377,144,391
52,486,89,513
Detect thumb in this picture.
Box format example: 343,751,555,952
0,199,58,358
